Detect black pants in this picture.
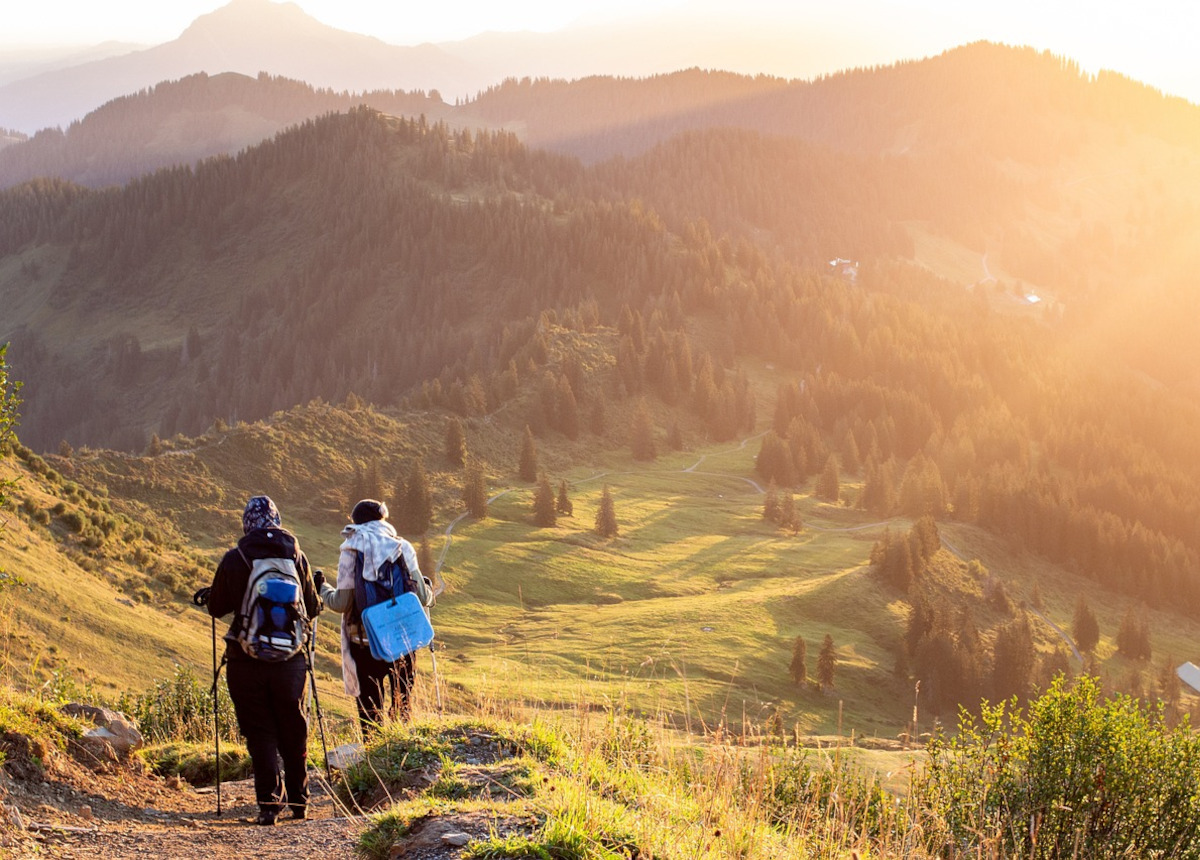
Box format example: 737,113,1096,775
226,654,309,814
349,641,414,737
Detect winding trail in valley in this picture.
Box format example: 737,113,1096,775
432,428,1085,664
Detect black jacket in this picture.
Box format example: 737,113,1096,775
208,527,320,661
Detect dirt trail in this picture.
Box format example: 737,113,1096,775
8,770,358,859
3,724,536,860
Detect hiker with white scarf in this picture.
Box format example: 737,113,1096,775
315,499,432,737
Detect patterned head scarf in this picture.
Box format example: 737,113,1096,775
242,495,281,534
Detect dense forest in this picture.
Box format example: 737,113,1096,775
0,71,467,190
4,43,1200,644
468,43,1200,163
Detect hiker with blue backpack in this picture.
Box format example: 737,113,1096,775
316,499,433,737
199,495,320,826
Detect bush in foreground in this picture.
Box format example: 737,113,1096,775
917,674,1200,858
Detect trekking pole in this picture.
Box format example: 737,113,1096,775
210,615,223,817
429,640,443,712
307,620,331,781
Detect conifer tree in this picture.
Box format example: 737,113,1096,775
348,464,368,512
589,399,607,436
884,535,915,592
557,375,580,440
400,458,432,535
815,455,840,502
666,420,684,451
533,474,557,527
462,459,489,519
991,614,1035,702
789,635,807,687
817,635,837,691
518,425,538,482
779,490,797,532
1072,595,1100,654
631,399,656,461
841,429,861,475
1159,655,1182,714
444,416,467,467
595,484,619,538
763,481,780,523
556,480,574,517
365,459,385,502
1036,648,1072,692
1030,581,1045,612
1116,606,1152,661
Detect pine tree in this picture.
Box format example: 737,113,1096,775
589,399,607,436
631,399,656,461
816,634,837,691
518,425,538,482
533,474,557,527
841,429,861,475
815,455,840,502
348,464,368,512
444,416,467,467
1030,581,1045,612
789,635,807,687
1072,595,1100,654
991,614,1035,702
401,458,432,535
763,481,780,523
556,480,574,516
1159,655,1182,717
557,375,580,440
462,459,489,519
595,484,619,538
1116,606,1151,661
779,490,797,532
666,420,684,451
364,459,385,502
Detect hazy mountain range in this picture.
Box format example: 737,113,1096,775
0,0,476,135
0,0,1041,137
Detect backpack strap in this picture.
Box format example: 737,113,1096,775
349,549,368,633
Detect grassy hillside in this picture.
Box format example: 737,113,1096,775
0,447,215,698
15,373,1189,740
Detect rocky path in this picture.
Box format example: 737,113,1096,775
10,771,359,859
3,723,540,860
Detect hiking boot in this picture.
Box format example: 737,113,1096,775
255,809,279,826
287,805,307,821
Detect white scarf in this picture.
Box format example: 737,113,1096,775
335,519,403,697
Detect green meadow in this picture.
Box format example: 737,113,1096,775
428,441,915,740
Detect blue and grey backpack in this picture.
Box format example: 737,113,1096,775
231,548,309,661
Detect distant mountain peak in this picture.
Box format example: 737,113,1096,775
179,0,327,41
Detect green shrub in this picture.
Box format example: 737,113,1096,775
118,666,238,744
917,675,1200,858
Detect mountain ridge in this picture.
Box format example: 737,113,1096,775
0,0,475,134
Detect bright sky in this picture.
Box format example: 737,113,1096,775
3,0,1198,104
